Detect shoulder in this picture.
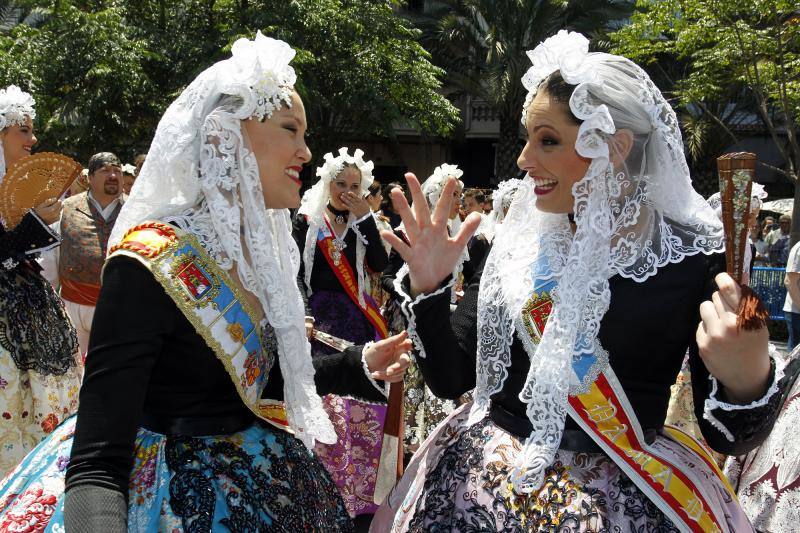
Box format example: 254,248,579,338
108,221,179,264
62,192,87,209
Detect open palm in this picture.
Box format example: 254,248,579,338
381,173,482,297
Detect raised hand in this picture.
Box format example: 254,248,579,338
339,190,371,219
381,172,481,297
364,331,412,383
696,272,771,403
34,197,62,225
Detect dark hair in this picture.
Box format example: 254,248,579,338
381,181,407,212
367,180,382,197
463,188,486,203
539,71,581,125
88,152,121,175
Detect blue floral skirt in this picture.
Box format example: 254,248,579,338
0,415,353,532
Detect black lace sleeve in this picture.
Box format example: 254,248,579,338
0,211,59,267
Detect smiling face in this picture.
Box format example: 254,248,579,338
517,90,591,214
328,166,363,211
243,91,311,209
1,116,37,169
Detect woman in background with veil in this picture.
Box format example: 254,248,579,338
0,85,80,478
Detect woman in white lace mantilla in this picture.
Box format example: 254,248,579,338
0,32,411,532
292,147,392,517
0,85,81,478
372,31,788,532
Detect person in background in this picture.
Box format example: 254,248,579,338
482,193,493,215
0,84,80,476
366,179,392,307
293,147,391,518
462,188,485,216
133,153,146,176
764,215,776,232
766,214,791,266
753,219,769,266
41,152,125,356
380,180,406,229
121,163,136,195
784,241,800,351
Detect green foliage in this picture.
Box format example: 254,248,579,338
0,0,459,163
413,0,634,181
612,0,800,183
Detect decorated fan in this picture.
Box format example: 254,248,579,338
0,152,82,229
716,152,769,330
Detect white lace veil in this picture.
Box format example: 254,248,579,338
420,163,469,290
0,85,36,182
480,178,523,242
108,32,336,448
297,147,375,307
472,31,725,493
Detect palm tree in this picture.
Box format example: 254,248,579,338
410,0,633,181
0,1,49,34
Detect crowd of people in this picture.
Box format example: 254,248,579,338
0,29,798,532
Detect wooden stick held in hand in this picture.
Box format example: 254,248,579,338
716,152,769,330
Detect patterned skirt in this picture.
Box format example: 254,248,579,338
372,403,752,532
402,360,455,453
309,290,387,517
0,416,353,532
0,267,82,477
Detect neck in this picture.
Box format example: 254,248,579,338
327,203,349,218
90,190,117,210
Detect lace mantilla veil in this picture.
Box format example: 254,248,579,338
0,85,37,182
471,31,725,493
297,147,375,308
480,177,523,242
108,32,336,448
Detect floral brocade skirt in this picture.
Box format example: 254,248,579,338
0,416,353,532
0,346,81,479
310,289,387,517
371,403,752,532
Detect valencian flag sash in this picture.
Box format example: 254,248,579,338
517,254,737,533
314,216,389,339
108,221,289,432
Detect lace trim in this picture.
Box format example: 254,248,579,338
392,264,456,359
25,210,61,256
361,341,388,398
703,343,785,442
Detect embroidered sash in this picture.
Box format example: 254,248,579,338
517,255,735,533
108,221,290,432
315,217,389,339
